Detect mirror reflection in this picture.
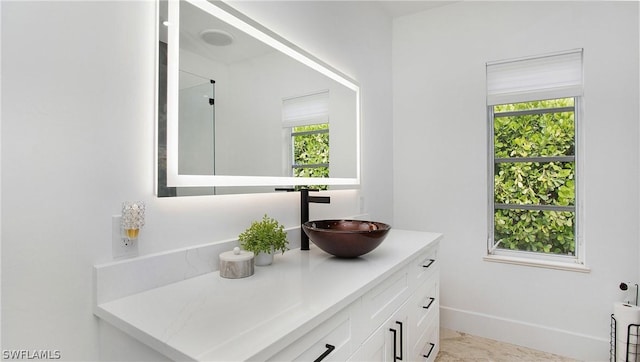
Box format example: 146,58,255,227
157,0,360,196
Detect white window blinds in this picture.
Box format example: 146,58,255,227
282,90,329,128
486,49,583,105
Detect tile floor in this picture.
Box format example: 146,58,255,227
435,329,579,361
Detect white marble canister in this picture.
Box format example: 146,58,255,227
219,247,254,279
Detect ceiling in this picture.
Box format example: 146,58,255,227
376,1,457,17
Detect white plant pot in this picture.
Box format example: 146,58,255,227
255,251,274,266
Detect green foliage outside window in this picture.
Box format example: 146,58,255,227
293,124,329,180
493,98,576,255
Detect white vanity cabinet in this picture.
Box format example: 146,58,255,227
408,245,440,361
348,242,440,362
266,260,430,362
93,230,442,362
276,242,441,362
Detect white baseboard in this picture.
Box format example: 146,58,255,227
440,305,609,361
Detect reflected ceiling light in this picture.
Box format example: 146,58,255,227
200,29,234,46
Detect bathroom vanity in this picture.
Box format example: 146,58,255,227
94,229,442,361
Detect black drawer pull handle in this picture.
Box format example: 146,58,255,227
314,344,335,362
389,328,398,360
422,297,435,310
389,321,403,360
423,343,436,359
422,259,435,268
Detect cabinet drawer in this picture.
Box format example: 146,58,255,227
410,273,439,332
267,307,352,362
410,316,439,362
406,273,438,355
412,244,439,286
361,267,410,332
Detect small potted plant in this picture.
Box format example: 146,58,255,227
238,214,288,266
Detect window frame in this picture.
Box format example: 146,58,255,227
487,97,585,268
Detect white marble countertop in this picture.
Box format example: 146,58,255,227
94,229,442,361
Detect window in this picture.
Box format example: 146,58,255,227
486,49,584,266
291,123,329,179
282,91,330,186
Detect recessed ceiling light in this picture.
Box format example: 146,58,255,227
200,29,234,47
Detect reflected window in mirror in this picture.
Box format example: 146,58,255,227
291,123,329,178
282,91,330,188
291,123,329,190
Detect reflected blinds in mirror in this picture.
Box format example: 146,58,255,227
282,90,329,127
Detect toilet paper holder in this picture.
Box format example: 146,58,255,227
620,282,639,306
611,314,640,362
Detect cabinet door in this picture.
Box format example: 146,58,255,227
349,304,409,362
348,323,389,362
386,314,408,362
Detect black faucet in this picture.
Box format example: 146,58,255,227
276,187,330,250
300,189,330,250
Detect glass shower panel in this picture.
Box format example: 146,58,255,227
178,71,215,176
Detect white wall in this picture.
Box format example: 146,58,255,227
1,1,392,360
393,2,639,360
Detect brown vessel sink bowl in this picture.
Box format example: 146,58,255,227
302,220,391,258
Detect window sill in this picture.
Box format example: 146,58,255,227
483,254,590,273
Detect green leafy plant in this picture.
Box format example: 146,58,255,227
238,214,288,255
493,98,576,255
292,124,329,190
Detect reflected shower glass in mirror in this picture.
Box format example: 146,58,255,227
156,0,360,196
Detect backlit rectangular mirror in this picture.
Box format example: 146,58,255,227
156,0,361,196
